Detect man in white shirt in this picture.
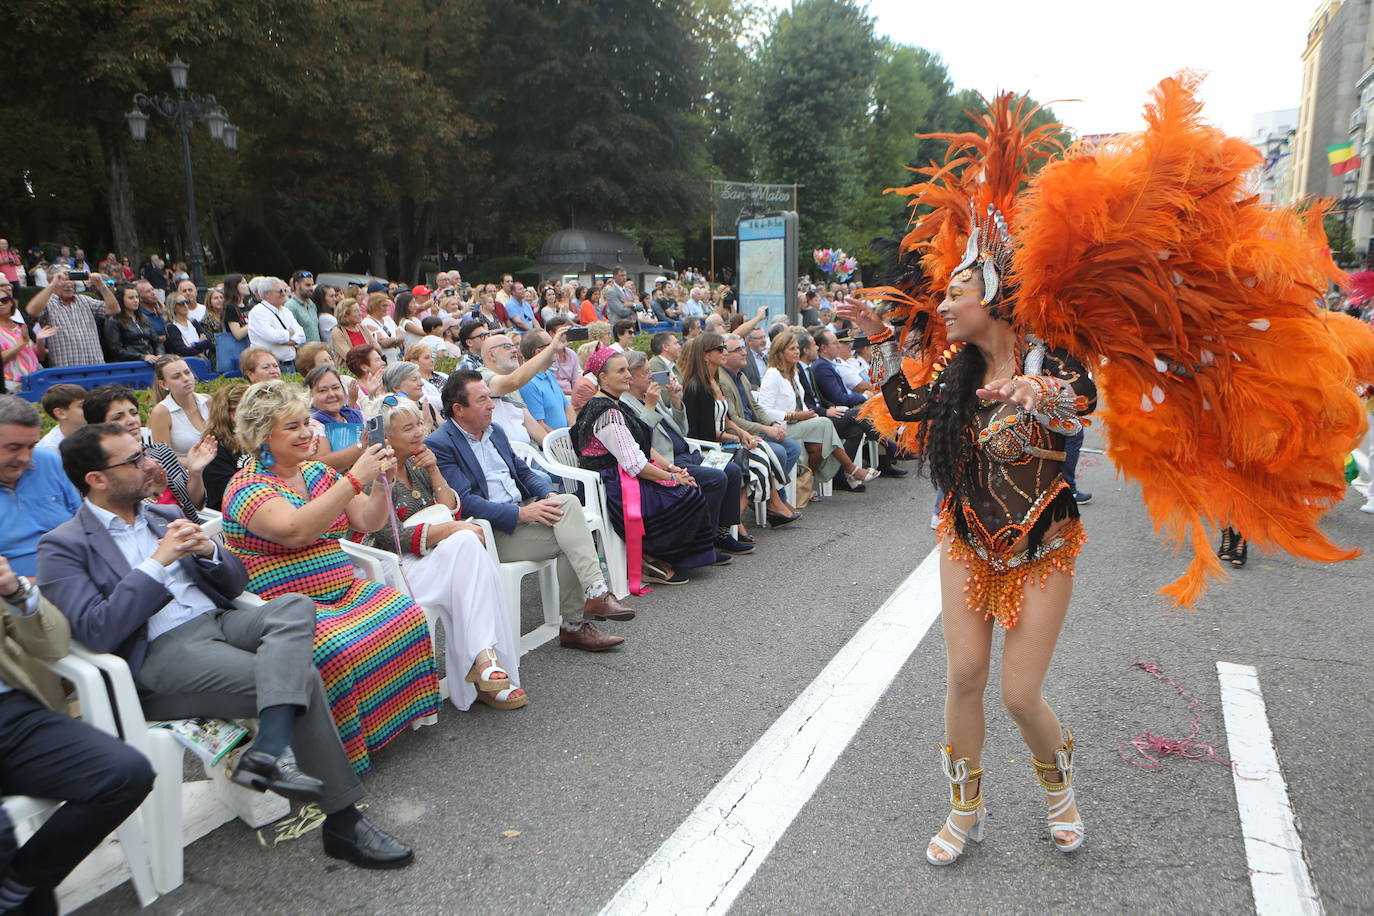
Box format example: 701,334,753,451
246,277,306,372
478,329,569,444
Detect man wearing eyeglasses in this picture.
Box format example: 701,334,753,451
246,277,306,372
0,397,81,578
286,270,320,342
39,424,419,870
478,326,572,445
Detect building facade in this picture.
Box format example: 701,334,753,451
1249,109,1299,206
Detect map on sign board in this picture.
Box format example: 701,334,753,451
737,214,795,323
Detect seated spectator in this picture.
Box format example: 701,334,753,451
503,283,537,333
0,289,44,393
811,328,904,477
0,398,81,576
305,366,367,472
574,321,612,368
149,355,211,462
102,283,163,365
577,286,603,325
704,313,726,335
202,382,248,511
199,286,225,365
380,361,443,434
719,333,802,475
331,299,377,365
220,273,251,342
609,318,637,353
164,291,211,359
543,316,582,394
36,385,87,452
455,318,490,372
134,280,168,343
680,335,800,526
25,268,119,367
361,293,401,363
313,284,340,340
83,384,212,520
680,288,706,319
240,346,283,383
682,315,703,340
417,316,455,359
620,350,751,554
396,293,429,352
480,329,570,445
572,349,720,586
39,424,417,869
517,330,574,445
427,370,630,650
221,381,442,774
758,329,877,492
344,344,386,403
648,332,681,381
470,292,503,331
294,340,335,378
0,554,154,915
403,344,446,413
370,398,525,711
246,277,305,372
172,277,202,321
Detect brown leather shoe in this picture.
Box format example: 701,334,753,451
583,592,636,621
559,621,625,652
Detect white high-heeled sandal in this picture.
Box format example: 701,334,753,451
1032,728,1085,853
464,648,509,692
927,745,987,867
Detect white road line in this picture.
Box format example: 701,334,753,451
600,547,943,916
1216,661,1323,916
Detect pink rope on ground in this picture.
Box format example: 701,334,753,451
1117,662,1235,771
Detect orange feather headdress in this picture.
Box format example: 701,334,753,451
861,72,1374,605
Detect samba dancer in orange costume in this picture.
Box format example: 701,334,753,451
839,73,1374,868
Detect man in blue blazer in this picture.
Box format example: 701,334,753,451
37,424,417,870
426,370,630,651
810,328,908,479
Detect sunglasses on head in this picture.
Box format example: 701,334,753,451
292,271,313,280
381,394,401,408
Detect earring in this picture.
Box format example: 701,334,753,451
258,443,274,468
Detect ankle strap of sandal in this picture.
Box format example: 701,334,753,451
938,744,985,812
1030,728,1075,790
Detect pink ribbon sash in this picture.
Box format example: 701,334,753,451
618,467,653,595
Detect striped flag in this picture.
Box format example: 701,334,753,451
1328,141,1360,176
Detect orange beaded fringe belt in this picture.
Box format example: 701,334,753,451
939,516,1086,629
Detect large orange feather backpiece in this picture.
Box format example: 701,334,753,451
1015,73,1372,603
864,73,1374,604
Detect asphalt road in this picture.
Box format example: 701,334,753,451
86,429,1374,916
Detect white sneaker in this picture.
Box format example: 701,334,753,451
1360,504,1374,515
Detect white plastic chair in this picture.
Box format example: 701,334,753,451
526,431,630,599
2,649,162,909
464,516,562,655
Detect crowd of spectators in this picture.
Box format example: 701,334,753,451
0,239,912,910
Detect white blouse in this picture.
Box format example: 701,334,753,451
757,366,806,424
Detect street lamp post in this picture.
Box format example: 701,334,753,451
125,57,237,288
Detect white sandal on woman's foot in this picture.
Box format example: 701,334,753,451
846,467,880,487
464,649,510,692
1032,728,1085,853
926,745,987,866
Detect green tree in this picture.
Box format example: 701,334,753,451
748,0,880,261
480,0,708,233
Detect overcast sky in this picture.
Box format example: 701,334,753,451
760,0,1315,138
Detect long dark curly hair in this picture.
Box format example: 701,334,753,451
909,274,1016,515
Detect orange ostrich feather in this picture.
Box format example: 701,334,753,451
861,72,1374,605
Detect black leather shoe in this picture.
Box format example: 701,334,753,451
322,816,415,869
230,749,325,802
833,477,866,493
878,463,909,478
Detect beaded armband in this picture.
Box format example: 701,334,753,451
1017,375,1086,434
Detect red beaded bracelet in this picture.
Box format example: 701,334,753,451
343,471,365,495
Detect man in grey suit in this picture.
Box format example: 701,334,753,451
37,424,416,870
741,326,769,388
602,267,636,322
